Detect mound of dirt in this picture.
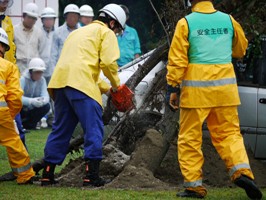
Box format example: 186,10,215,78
58,131,266,189
155,132,266,188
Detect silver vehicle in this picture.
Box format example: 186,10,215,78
236,37,266,159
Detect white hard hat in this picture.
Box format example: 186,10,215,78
99,4,126,29
64,4,80,15
23,2,39,18
0,0,13,8
80,5,94,17
41,7,57,18
0,28,9,51
28,58,46,72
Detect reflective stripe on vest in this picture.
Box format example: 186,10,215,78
182,77,236,87
0,101,7,107
185,11,234,64
183,179,202,187
0,79,5,84
229,163,251,177
11,162,32,173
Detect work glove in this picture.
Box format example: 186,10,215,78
30,97,44,108
111,86,118,93
166,84,180,112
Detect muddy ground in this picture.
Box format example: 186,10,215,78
57,131,266,190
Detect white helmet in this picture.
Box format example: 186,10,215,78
0,28,9,51
41,7,57,18
0,0,13,8
64,4,80,15
99,4,126,29
28,58,46,72
80,5,94,17
23,3,39,18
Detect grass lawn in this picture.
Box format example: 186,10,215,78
0,129,265,199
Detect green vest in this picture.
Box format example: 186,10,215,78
185,11,234,64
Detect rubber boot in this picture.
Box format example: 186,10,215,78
83,160,107,187
40,162,58,186
176,186,207,199
234,175,262,200
32,158,45,175
0,171,16,182
176,189,205,199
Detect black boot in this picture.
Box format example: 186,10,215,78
234,175,262,200
176,190,205,199
40,162,58,186
32,159,45,175
0,171,16,182
83,160,107,187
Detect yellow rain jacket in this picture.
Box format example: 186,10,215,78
48,20,120,106
2,15,16,64
0,57,34,183
166,1,248,108
0,58,22,118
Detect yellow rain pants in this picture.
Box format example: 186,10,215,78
178,106,254,188
0,108,35,183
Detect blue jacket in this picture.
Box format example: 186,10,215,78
117,25,141,67
40,26,55,78
20,71,49,110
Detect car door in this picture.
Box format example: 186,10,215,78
254,87,266,158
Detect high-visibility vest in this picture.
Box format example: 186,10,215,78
186,11,234,64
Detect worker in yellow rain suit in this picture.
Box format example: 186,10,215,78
0,0,16,64
0,27,35,184
0,0,30,183
166,0,262,199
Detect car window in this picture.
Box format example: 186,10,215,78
234,36,266,88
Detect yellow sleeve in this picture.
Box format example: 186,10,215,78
3,16,17,64
97,78,111,94
99,30,120,88
166,18,189,87
230,15,248,58
6,63,23,118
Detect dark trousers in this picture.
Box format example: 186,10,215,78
44,87,104,165
21,104,50,129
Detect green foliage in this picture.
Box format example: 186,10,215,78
0,129,49,173
59,0,165,52
0,184,265,200
58,0,266,53
0,129,72,174
1,129,266,199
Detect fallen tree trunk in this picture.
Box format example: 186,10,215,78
106,105,180,188
102,42,169,125
105,68,180,188
68,43,169,152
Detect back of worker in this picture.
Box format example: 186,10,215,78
41,4,126,187
166,0,262,199
48,21,120,106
